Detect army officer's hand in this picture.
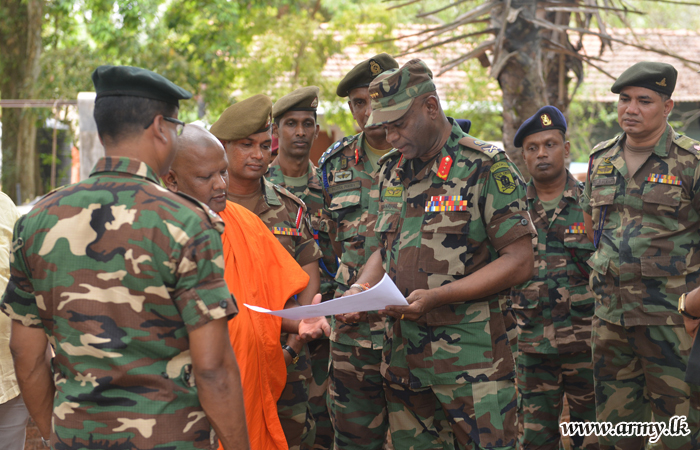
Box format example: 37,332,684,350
382,289,437,322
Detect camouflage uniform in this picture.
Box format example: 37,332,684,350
511,171,597,449
228,177,321,450
318,132,392,449
374,120,535,449
266,158,335,450
0,157,237,449
581,125,700,449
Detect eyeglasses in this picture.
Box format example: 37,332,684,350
144,116,186,136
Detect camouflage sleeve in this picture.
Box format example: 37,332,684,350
482,156,536,251
172,227,237,333
1,217,42,328
692,159,700,214
580,155,594,215
294,216,322,267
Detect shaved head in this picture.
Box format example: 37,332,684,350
163,124,230,212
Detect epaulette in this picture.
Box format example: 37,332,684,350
318,134,360,167
458,136,504,159
272,182,306,209
377,148,401,166
173,191,224,231
590,134,622,155
673,134,700,158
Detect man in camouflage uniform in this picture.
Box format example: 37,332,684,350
317,53,398,449
1,66,249,450
511,106,597,449
581,61,700,449
269,86,336,450
210,94,322,450
347,59,535,450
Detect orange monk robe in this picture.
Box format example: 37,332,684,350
218,201,309,450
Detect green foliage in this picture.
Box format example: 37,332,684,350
566,99,618,162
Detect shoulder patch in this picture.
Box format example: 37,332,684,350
673,134,700,158
458,136,504,159
378,148,401,166
318,134,360,166
590,134,621,155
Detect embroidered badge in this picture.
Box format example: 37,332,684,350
592,177,616,186
566,223,586,234
310,97,318,108
369,59,382,76
646,174,682,186
386,186,404,197
425,195,469,212
541,114,552,127
656,78,667,87
436,156,453,180
335,170,353,182
328,180,361,194
597,164,613,175
272,227,301,236
340,157,348,169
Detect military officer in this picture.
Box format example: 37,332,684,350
210,95,322,450
317,53,398,449
1,65,249,449
581,61,700,449
346,59,535,450
511,106,597,449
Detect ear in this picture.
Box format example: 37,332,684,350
272,123,279,139
152,115,171,146
314,124,320,140
424,95,440,119
564,141,571,158
162,169,178,193
347,100,354,114
664,99,674,117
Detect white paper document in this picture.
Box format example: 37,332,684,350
244,273,407,320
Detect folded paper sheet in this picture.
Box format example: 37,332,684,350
245,273,407,320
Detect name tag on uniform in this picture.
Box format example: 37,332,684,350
646,173,682,186
328,180,361,194
272,227,300,236
425,195,469,212
565,223,585,234
385,186,403,197
592,177,616,186
334,170,353,182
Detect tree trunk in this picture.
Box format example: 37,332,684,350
492,0,545,181
0,0,44,203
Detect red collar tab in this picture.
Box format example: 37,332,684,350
437,155,453,180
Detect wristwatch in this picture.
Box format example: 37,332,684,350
678,293,700,320
282,344,300,364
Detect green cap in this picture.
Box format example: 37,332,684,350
273,86,320,120
92,65,192,107
336,53,399,97
611,61,677,97
366,59,436,127
210,94,273,141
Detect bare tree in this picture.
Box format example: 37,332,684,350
389,0,700,179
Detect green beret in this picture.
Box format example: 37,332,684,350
92,65,192,107
210,94,273,141
336,53,399,98
366,59,435,128
273,86,320,120
611,61,677,97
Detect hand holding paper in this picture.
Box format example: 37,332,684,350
245,274,407,320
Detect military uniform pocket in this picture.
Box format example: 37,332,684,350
511,287,541,333
328,194,362,241
590,183,617,230
426,298,490,326
563,233,594,285
419,211,470,276
642,182,681,231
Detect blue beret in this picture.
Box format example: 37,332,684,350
513,106,566,148
456,119,471,134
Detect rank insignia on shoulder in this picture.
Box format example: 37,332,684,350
566,223,586,234
340,158,348,169
385,186,403,197
436,156,452,180
646,173,682,186
272,227,301,236
335,170,353,182
426,195,468,212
